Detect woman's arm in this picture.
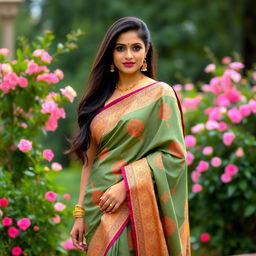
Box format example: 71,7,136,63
77,139,97,207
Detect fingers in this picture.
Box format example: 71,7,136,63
100,198,116,211
108,203,120,214
70,229,87,251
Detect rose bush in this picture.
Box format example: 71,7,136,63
0,30,83,255
176,57,256,255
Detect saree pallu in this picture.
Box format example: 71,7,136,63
83,81,190,256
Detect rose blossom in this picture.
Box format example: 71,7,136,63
211,157,222,167
201,84,211,92
191,171,201,183
17,218,31,230
196,160,209,172
33,225,40,231
172,84,182,91
229,62,244,70
43,149,54,161
204,63,216,73
235,147,244,157
186,151,195,166
0,48,9,56
8,227,19,238
54,69,64,80
33,49,52,64
37,73,59,84
218,122,228,132
227,108,243,123
192,184,202,193
200,233,211,242
45,191,57,202
51,214,61,224
222,57,231,64
239,104,251,117
205,120,219,130
184,83,194,91
225,164,239,176
253,72,256,81
222,132,235,146
202,146,213,155
0,197,9,207
2,217,13,226
54,202,66,212
12,246,23,256
60,85,77,103
45,115,58,131
221,173,232,183
61,239,76,250
215,94,231,107
63,193,71,200
18,77,28,88
17,139,32,152
191,123,205,134
185,135,196,148
248,99,256,114
51,162,62,171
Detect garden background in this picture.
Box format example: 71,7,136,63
0,0,256,255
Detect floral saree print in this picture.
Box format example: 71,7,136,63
84,81,190,256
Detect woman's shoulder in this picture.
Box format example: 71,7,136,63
154,80,176,98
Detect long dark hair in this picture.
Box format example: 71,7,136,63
64,16,157,165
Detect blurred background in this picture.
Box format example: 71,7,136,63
1,0,256,255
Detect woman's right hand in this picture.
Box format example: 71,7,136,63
70,218,87,251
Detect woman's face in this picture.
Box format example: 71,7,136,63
113,30,148,75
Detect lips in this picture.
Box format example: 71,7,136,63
123,62,135,67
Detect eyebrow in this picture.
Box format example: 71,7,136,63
115,42,143,46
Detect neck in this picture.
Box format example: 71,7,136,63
117,71,144,88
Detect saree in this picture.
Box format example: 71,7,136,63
83,81,190,256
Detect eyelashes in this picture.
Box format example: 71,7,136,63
115,45,142,52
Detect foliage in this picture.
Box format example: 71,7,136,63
178,57,256,255
0,30,83,255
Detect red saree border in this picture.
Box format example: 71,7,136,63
98,81,159,115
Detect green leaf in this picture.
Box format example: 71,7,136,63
24,170,35,177
244,205,256,217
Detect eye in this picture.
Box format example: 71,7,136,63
116,46,124,52
133,45,142,51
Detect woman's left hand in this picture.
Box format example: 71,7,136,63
99,180,126,214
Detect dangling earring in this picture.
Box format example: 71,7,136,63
110,64,115,72
141,58,147,72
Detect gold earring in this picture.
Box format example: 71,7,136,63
141,59,147,72
110,64,115,72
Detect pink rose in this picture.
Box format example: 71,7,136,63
248,99,256,114
17,218,31,230
183,96,201,110
0,81,11,94
225,89,241,104
4,73,18,89
208,107,222,121
205,120,219,130
172,84,182,92
18,77,28,88
191,123,205,134
54,202,66,212
252,85,256,92
51,107,66,119
51,162,62,171
215,94,231,107
0,48,9,56
12,246,23,256
17,139,32,152
186,151,195,166
227,107,243,123
51,214,61,224
191,171,201,183
8,227,19,238
209,77,221,94
45,115,58,131
41,100,58,114
253,72,256,81
204,63,216,73
222,57,231,64
0,197,9,207
60,86,77,103
229,62,244,70
200,233,211,242
235,147,244,157
202,146,213,155
211,157,222,167
2,217,13,226
63,193,71,200
192,184,202,193
239,104,251,117
54,69,64,80
33,49,52,64
33,225,40,231
218,122,228,132
201,84,211,92
43,149,54,162
184,83,194,91
185,135,196,148
37,73,59,84
221,173,232,183
25,60,40,75
222,132,235,146
224,69,241,83
61,239,76,250
45,191,57,202
225,164,238,176
196,160,209,173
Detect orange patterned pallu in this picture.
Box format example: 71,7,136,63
84,81,190,256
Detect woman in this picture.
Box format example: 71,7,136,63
66,16,190,256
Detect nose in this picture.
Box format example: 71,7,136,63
125,49,133,60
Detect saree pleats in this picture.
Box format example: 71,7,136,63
84,82,190,256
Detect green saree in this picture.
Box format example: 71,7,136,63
83,81,190,256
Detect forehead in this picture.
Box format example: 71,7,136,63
116,30,144,45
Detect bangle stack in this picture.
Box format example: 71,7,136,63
72,204,85,219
